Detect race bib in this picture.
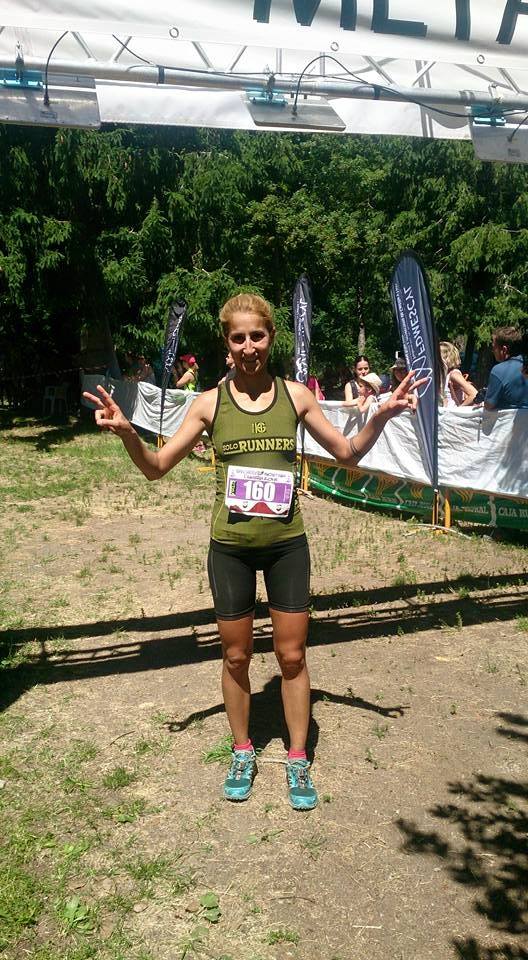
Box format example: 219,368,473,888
225,465,294,518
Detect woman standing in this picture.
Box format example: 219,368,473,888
173,354,199,391
344,355,370,402
84,294,423,810
440,341,477,407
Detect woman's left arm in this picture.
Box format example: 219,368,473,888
291,372,426,467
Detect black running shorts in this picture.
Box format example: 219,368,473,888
207,534,311,620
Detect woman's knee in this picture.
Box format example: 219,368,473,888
275,646,306,678
223,646,252,673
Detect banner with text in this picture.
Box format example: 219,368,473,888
160,299,187,438
308,458,528,532
390,251,440,490
293,274,312,386
4,2,528,68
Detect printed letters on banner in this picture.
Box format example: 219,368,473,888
390,251,440,489
4,2,528,68
293,274,312,386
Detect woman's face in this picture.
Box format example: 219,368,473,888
226,312,274,377
394,366,406,382
355,359,369,378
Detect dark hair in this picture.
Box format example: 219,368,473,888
353,355,369,369
492,326,523,356
352,355,370,380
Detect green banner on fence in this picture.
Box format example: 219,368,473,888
308,459,528,531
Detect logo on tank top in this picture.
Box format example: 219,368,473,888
252,421,267,435
222,437,296,456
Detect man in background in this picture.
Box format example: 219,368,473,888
484,326,528,410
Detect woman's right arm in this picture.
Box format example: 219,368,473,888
451,369,477,405
344,381,353,402
82,385,215,480
174,369,194,389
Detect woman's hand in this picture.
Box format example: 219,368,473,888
82,385,134,437
379,371,427,420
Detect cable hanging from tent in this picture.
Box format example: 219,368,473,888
507,112,528,141
110,36,528,122
43,31,69,107
291,53,507,122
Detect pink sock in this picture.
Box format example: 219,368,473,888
288,748,307,761
234,739,252,752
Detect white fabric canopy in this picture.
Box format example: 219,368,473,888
82,376,528,500
3,1,528,135
4,2,528,68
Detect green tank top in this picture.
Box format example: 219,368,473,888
209,378,304,547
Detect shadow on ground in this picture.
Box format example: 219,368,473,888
397,713,528,960
165,673,407,758
1,571,527,713
1,414,95,452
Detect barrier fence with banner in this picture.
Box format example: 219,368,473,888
308,458,528,532
81,376,528,531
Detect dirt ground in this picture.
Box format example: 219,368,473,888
1,417,527,960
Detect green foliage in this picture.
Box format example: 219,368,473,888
2,124,528,398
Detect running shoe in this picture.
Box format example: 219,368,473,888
223,749,257,802
286,759,318,810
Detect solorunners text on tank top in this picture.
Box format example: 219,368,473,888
209,378,305,547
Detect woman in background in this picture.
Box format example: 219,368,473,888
344,355,370,402
440,342,477,407
173,354,199,391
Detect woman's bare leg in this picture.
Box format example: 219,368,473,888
218,615,254,745
270,609,310,752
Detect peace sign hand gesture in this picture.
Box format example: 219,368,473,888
379,371,429,420
82,385,134,437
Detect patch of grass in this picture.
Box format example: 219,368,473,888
485,653,499,674
202,735,234,764
125,855,174,883
372,722,389,740
102,766,136,789
516,615,528,632
300,833,326,861
133,738,156,755
65,740,98,765
365,747,379,769
247,829,284,844
56,895,97,934
0,864,44,949
178,924,208,959
265,928,300,945
103,799,146,824
171,870,196,896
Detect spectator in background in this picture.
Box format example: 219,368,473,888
135,355,156,385
344,372,382,413
344,355,370,402
219,351,236,384
484,326,528,410
440,341,477,407
173,354,199,391
390,356,408,391
389,356,418,413
307,375,325,400
123,352,156,384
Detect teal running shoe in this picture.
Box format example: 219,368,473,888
286,759,318,811
223,749,257,802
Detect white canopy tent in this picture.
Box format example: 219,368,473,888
2,2,528,159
